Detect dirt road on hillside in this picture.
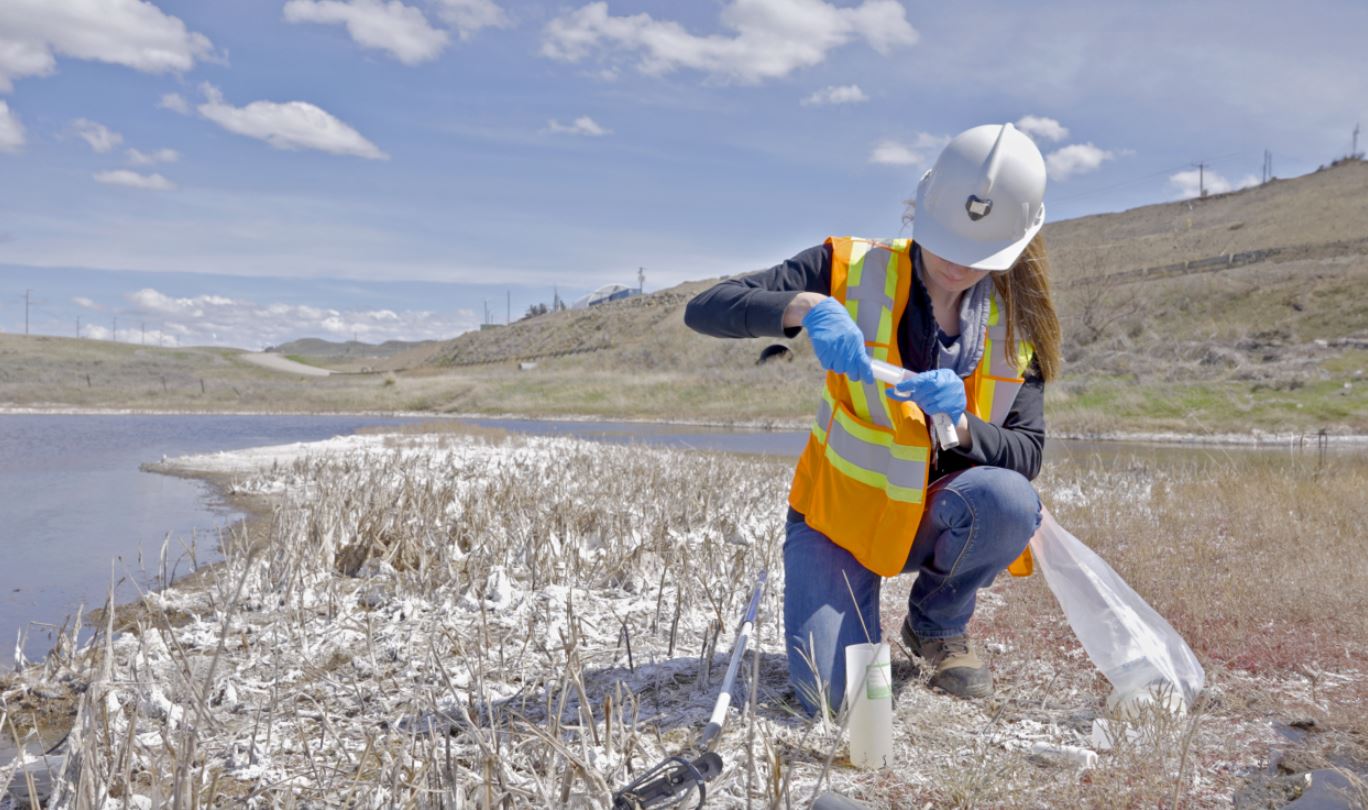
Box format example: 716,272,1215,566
239,352,332,376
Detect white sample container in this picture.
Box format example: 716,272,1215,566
844,642,893,769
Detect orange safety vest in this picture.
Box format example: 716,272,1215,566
788,236,1036,577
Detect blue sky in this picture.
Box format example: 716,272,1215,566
1,0,1365,349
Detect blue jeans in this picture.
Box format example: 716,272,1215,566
783,466,1041,717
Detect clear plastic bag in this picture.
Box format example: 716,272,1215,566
1029,508,1205,717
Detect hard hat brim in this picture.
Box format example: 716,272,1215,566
911,190,1045,272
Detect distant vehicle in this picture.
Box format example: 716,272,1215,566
572,284,639,309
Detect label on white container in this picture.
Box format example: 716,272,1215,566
864,659,892,700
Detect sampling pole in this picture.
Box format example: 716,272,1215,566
612,570,767,809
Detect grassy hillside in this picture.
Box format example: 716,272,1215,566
269,337,439,370
0,335,440,413
382,160,1368,434
1044,160,1368,435
3,161,1364,434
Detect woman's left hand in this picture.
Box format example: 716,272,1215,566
886,369,966,422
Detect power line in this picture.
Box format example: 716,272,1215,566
1050,152,1247,204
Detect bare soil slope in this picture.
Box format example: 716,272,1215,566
1047,159,1368,282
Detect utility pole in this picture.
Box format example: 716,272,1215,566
141,322,146,344
76,316,81,338
638,267,645,294
1354,122,1361,158
25,289,31,335
483,299,489,325
112,316,117,342
1193,161,1208,197
506,290,510,325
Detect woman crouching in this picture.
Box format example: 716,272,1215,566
684,123,1062,717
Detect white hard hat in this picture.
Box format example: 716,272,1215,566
912,123,1047,271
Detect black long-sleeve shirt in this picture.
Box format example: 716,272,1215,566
684,243,1046,482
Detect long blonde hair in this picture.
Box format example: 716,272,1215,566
991,233,1061,382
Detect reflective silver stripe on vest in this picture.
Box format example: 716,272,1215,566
816,389,834,433
979,293,1031,426
849,246,892,342
989,379,1022,425
846,244,896,429
826,411,927,500
857,379,893,428
986,324,1027,379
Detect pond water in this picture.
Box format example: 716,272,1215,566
0,414,424,667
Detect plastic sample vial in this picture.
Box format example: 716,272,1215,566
869,359,960,450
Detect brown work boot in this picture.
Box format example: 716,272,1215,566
901,617,994,699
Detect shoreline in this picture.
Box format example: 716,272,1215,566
0,466,280,765
3,405,1367,448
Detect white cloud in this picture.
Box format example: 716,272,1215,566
801,84,868,106
0,0,214,92
869,133,948,167
1045,142,1116,180
83,321,179,345
94,169,175,191
541,0,917,84
1168,168,1260,200
1015,114,1068,143
431,0,511,40
545,116,610,137
159,92,190,114
127,288,221,316
72,118,123,153
197,83,388,160
120,287,476,348
283,0,449,65
0,100,24,152
126,147,179,165
73,296,100,310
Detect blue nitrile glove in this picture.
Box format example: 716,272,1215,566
886,369,967,423
801,297,873,384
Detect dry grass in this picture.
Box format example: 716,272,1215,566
956,448,1368,807
3,434,1365,808
1032,451,1368,673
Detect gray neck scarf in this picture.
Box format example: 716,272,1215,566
914,247,992,376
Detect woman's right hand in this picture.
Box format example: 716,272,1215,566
797,296,874,384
